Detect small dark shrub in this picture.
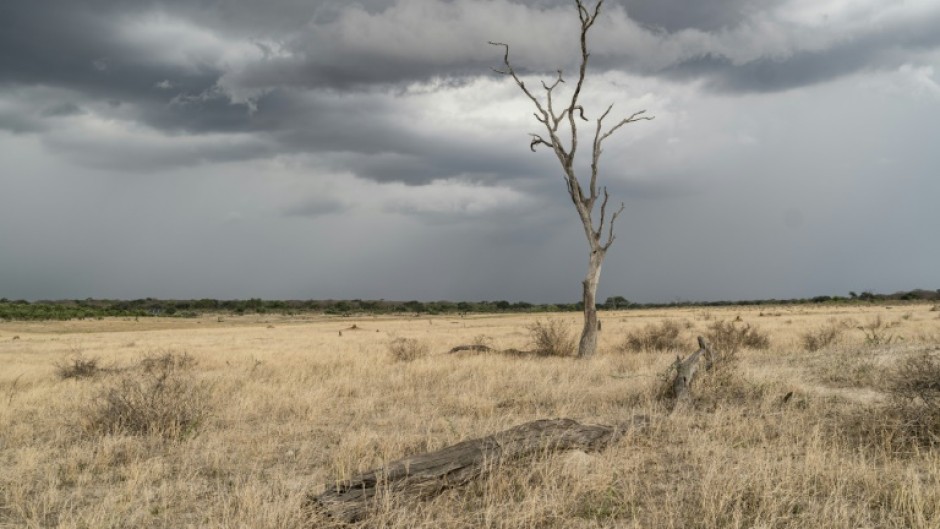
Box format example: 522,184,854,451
801,323,843,352
705,320,770,355
620,320,683,352
527,319,576,357
84,351,208,440
388,338,430,362
139,350,196,373
885,351,940,447
857,316,896,345
56,354,103,380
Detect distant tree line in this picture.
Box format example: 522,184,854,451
1,289,938,322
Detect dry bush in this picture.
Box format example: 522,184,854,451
620,320,683,352
471,334,494,349
56,354,103,380
885,350,940,447
83,351,209,440
858,316,897,345
705,320,770,355
526,319,576,357
801,322,844,352
139,350,196,372
388,337,430,362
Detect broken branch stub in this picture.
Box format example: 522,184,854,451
669,336,715,402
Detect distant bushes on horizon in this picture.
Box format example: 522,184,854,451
1,288,938,321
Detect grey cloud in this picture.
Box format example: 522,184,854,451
660,8,940,93
40,102,83,118
283,197,348,218
42,131,274,173
620,0,783,32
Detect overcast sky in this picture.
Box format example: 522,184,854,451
1,0,938,303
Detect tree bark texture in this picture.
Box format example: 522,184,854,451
307,417,647,523
669,336,715,402
578,249,604,358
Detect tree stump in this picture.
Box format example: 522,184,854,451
668,336,715,402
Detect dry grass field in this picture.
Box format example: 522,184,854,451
2,304,940,528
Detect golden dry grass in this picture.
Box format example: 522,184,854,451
1,304,939,528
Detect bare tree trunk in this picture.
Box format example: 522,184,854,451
578,248,604,358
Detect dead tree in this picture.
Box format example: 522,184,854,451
491,0,652,358
669,336,715,402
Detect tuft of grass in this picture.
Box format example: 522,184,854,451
83,351,209,440
526,319,576,357
620,320,683,352
705,320,770,355
388,337,430,362
56,354,103,380
858,316,897,345
139,350,196,373
885,350,940,447
801,322,844,352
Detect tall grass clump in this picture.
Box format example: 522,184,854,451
705,320,770,355
83,351,209,440
56,354,103,380
886,350,940,447
801,322,844,352
388,338,430,362
527,319,576,357
620,320,683,352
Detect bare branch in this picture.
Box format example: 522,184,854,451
565,1,602,165
489,41,570,161
529,134,553,152
596,186,610,241
603,201,625,250
598,110,654,145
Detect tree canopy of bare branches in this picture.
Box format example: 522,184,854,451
491,0,652,358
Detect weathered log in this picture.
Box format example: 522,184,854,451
447,344,494,354
669,336,715,401
307,416,648,523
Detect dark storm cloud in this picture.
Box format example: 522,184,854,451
3,0,938,177
620,0,782,32
660,6,940,93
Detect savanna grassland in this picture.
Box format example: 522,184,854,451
2,304,940,528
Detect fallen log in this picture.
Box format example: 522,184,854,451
307,416,648,523
447,344,494,354
669,336,715,402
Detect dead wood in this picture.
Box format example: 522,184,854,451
447,344,495,354
307,416,648,523
447,345,534,356
667,336,715,402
